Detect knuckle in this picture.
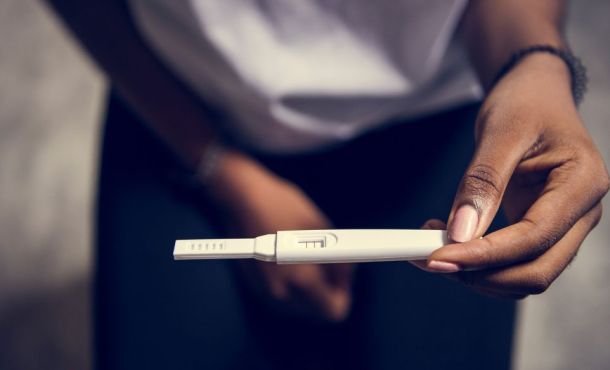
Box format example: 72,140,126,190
524,270,553,295
579,152,610,200
597,171,610,199
463,164,504,202
535,227,561,252
589,204,603,229
585,165,610,201
522,217,562,253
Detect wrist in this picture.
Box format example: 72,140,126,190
494,46,587,105
204,149,277,206
514,52,571,84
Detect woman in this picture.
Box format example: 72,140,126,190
47,1,608,369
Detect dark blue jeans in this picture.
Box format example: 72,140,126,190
95,93,515,370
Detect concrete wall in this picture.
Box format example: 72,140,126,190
0,0,608,369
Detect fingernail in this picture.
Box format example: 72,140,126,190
450,205,479,242
427,260,460,273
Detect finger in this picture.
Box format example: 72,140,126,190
452,204,601,295
413,261,528,299
422,218,447,230
289,265,352,321
429,152,605,271
410,219,447,271
446,115,535,243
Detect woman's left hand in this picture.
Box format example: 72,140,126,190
417,53,609,299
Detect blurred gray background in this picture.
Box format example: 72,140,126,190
0,0,608,369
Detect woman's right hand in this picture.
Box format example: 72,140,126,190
206,150,355,321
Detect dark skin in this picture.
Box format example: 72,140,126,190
47,0,609,319
416,53,608,298
416,1,609,301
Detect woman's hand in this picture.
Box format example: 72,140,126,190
421,53,609,299
207,150,355,320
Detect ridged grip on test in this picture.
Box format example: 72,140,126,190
173,238,254,260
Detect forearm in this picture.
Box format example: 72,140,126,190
45,0,217,168
461,0,567,90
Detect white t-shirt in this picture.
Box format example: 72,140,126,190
128,0,482,153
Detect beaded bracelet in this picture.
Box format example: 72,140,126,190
492,45,588,105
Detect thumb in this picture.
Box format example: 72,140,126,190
447,125,528,243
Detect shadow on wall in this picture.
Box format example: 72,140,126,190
0,278,91,370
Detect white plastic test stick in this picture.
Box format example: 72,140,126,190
173,229,447,264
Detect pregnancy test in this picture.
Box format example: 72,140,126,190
173,229,447,264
